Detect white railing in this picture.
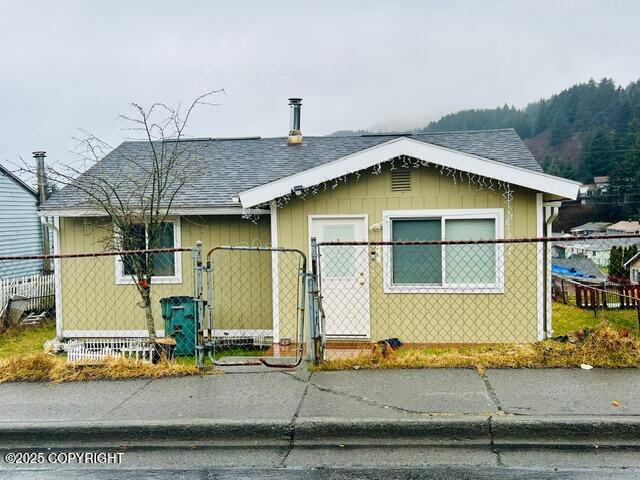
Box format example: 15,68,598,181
0,273,55,311
66,338,154,364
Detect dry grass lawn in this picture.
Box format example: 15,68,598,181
2,301,639,380
0,321,215,383
0,352,212,383
314,323,640,372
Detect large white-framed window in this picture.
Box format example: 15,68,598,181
115,217,182,285
382,209,504,294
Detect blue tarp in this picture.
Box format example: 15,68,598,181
551,264,595,279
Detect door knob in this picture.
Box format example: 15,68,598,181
358,272,365,285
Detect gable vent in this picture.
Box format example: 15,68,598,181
391,169,411,191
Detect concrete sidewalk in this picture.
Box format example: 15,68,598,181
1,367,639,446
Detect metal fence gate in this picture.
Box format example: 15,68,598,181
200,245,308,367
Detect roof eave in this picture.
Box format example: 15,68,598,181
38,205,269,217
238,136,581,208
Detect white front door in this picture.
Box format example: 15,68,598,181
310,216,370,338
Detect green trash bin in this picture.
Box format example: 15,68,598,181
160,296,198,356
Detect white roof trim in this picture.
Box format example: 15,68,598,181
238,137,581,208
624,252,640,267
38,206,269,218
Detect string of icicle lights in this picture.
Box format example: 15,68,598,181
241,155,514,237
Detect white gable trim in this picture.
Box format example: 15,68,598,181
239,137,580,208
624,252,640,267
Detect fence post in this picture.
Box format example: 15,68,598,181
308,237,323,364
635,285,640,332
193,241,203,300
192,241,206,368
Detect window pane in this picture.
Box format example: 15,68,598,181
152,223,176,277
322,225,355,278
444,219,496,284
392,219,442,284
123,224,146,276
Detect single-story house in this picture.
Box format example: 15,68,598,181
624,253,640,284
554,234,640,268
0,163,45,280
40,99,581,344
607,221,640,235
569,222,610,236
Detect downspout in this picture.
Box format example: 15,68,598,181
40,215,63,340
543,203,560,338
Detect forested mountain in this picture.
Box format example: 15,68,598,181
419,78,640,191
332,78,640,197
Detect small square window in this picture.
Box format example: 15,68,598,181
116,219,181,284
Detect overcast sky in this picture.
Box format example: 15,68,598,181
1,0,639,181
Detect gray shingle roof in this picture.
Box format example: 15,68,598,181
552,256,607,281
570,222,611,232
44,128,541,210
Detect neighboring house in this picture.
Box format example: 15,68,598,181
550,232,573,258
551,256,607,284
570,222,610,236
554,234,640,268
594,176,609,193
624,252,640,284
578,183,598,203
577,176,609,204
0,164,43,279
607,221,640,234
40,100,581,344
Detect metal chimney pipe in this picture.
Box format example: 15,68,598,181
33,151,52,272
33,151,47,207
288,98,303,145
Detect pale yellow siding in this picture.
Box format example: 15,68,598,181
277,165,540,343
58,164,542,344
58,216,271,335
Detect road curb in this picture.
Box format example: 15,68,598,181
1,416,639,446
0,419,291,444
294,417,491,444
491,415,640,445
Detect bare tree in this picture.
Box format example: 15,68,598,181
16,90,223,342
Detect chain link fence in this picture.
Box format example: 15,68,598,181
0,247,196,363
2,233,639,367
314,234,640,360
0,244,310,368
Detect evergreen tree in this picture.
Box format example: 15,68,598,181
609,246,623,278
581,130,614,180
609,127,640,200
550,111,572,146
404,76,640,184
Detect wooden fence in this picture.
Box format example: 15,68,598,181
0,273,55,311
575,282,640,309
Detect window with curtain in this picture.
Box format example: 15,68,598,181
389,214,500,290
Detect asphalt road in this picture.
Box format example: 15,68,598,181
2,445,640,479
